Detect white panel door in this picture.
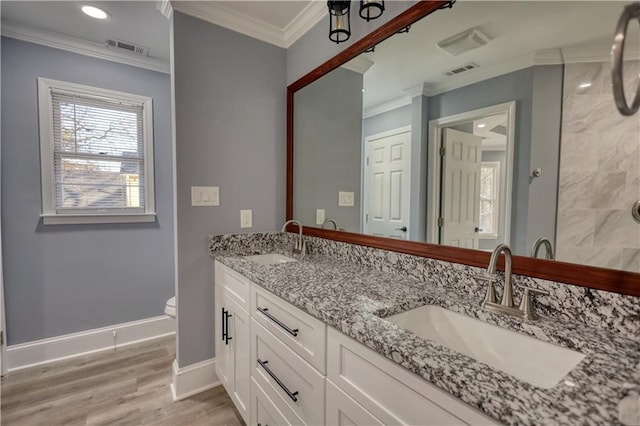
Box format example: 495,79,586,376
364,129,411,239
441,128,482,249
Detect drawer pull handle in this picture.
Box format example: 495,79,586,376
257,359,299,402
257,307,299,337
221,307,227,342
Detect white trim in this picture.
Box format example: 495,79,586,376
172,1,326,49
427,101,515,246
1,20,170,74
403,82,432,98
363,97,412,119
171,358,221,401
6,315,175,371
37,78,156,225
41,213,156,225
282,1,328,48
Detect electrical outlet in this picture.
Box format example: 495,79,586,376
338,191,355,207
240,209,252,228
191,186,219,206
316,209,325,225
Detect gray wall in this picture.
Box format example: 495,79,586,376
1,37,174,345
286,1,418,84
363,104,412,138
294,68,363,232
173,12,286,367
428,66,563,255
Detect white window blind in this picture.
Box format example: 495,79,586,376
39,78,155,224
479,161,500,236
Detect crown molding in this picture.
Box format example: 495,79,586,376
172,1,326,49
342,56,374,74
283,1,327,48
403,82,431,98
363,96,412,119
1,20,170,74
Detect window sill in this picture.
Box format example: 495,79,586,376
41,213,156,225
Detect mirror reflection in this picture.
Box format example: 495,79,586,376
293,1,640,273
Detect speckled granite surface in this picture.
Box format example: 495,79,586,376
209,232,640,425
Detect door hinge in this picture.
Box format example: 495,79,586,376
439,146,446,156
438,217,444,227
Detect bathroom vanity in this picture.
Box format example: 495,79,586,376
211,233,640,425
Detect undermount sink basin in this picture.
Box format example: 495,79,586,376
383,305,584,389
244,253,297,266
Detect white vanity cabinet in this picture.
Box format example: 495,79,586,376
214,261,496,426
214,264,250,423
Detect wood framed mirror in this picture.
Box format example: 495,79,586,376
286,1,640,296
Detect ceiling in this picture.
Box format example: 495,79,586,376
1,1,171,61
353,1,638,112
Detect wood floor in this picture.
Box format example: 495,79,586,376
0,336,244,426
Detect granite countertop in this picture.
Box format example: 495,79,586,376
212,248,640,425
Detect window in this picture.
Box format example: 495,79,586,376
479,161,500,237
38,78,155,224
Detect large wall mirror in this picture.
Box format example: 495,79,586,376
288,1,640,294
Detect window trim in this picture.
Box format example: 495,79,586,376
479,161,500,238
37,78,156,225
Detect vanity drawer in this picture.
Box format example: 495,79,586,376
251,285,326,374
327,327,496,426
251,377,300,426
215,261,250,311
251,319,325,426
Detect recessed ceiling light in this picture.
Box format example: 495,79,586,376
578,82,592,89
81,5,109,20
477,123,486,128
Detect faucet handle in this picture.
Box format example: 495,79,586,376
517,285,549,320
473,274,498,304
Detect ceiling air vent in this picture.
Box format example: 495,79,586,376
445,62,479,77
105,39,149,56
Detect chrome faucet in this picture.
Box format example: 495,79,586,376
475,244,549,320
531,237,554,260
487,244,514,307
281,220,306,256
322,218,338,230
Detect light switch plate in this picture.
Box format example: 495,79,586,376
316,209,325,225
191,186,219,206
240,209,252,228
338,191,355,207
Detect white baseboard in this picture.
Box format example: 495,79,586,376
171,358,220,401
7,315,175,371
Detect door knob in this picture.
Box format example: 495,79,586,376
395,226,407,232
474,227,483,233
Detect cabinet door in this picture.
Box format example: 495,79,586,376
216,290,234,394
326,379,384,426
228,296,250,423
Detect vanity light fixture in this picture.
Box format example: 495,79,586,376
328,1,352,44
359,0,385,22
81,5,110,20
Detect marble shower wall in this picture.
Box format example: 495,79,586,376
556,61,640,272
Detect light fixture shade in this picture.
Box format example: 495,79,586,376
328,1,351,44
359,0,384,21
